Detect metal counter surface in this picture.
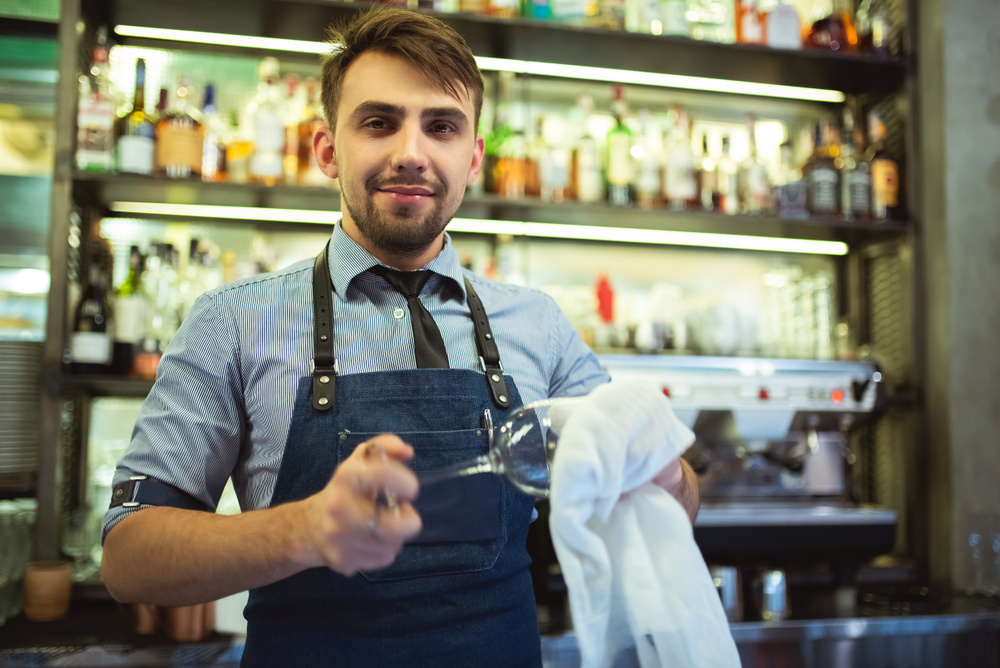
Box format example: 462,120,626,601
2,601,999,666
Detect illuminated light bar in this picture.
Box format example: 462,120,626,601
448,218,848,255
113,25,845,103
114,25,331,55
474,57,845,103
108,201,340,224
108,202,848,255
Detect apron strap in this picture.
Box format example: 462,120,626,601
309,241,510,411
464,277,511,411
312,241,337,410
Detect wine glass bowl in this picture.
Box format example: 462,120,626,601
416,396,584,499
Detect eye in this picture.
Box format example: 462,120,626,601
364,118,391,131
431,122,456,134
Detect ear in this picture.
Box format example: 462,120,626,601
313,125,339,179
466,133,486,186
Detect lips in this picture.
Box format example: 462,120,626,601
380,186,435,196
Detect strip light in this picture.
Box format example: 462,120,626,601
113,24,845,103
107,201,848,255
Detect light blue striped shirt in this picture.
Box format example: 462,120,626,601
103,223,609,538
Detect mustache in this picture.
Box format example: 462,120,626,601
366,174,447,196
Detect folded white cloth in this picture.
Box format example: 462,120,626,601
549,379,741,668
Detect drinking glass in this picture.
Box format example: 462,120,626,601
416,396,584,498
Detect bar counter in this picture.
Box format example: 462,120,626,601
1,595,999,667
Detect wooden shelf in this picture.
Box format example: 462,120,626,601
110,0,908,96
75,172,911,245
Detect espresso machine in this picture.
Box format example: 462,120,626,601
598,354,897,620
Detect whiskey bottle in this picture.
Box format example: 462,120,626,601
804,122,840,216
156,77,204,179
117,58,155,175
867,112,901,222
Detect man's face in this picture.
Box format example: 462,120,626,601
326,50,484,262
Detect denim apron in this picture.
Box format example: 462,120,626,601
242,244,541,667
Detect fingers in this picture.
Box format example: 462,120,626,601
341,444,419,504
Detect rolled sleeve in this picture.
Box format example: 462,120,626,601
102,291,246,542
546,296,610,399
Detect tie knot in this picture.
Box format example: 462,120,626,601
368,265,432,299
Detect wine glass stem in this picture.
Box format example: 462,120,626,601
416,454,493,487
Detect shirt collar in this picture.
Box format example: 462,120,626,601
328,221,467,301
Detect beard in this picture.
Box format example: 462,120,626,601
342,173,451,259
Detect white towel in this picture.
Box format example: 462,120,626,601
549,379,741,668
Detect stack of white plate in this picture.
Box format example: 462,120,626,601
0,341,41,475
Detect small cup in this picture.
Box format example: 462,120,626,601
23,561,72,622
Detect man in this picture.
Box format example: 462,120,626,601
101,8,698,667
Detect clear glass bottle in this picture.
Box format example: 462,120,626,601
635,110,661,210
247,57,286,186
716,134,739,215
156,76,204,179
687,0,736,43
775,141,808,220
606,85,634,207
839,108,871,221
76,26,115,172
572,95,602,204
201,84,228,182
738,115,770,215
117,58,155,176
663,105,697,211
766,1,803,49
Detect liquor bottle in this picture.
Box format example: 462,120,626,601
142,243,181,353
716,135,738,215
687,0,735,42
537,115,571,203
805,0,857,51
117,58,155,176
225,110,253,185
115,245,146,374
156,77,204,179
571,95,602,203
201,85,227,182
76,26,115,172
697,132,717,211
804,121,840,216
775,141,808,220
497,100,528,200
635,110,661,210
855,0,891,57
297,78,329,187
663,105,697,211
606,85,634,207
766,1,803,49
247,57,286,186
71,239,114,374
867,112,900,222
839,108,871,220
738,115,770,215
283,73,303,184
735,0,764,43
659,0,690,35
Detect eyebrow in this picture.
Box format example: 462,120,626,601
350,101,469,128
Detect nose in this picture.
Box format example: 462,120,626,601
390,120,429,175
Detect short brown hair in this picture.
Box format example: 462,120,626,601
321,8,484,133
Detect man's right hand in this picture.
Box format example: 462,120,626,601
293,434,423,577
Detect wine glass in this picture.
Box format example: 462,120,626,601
416,396,584,498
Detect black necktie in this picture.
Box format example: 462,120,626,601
368,265,450,369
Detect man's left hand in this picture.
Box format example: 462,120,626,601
651,457,700,524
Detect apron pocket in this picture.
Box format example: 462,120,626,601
339,429,508,582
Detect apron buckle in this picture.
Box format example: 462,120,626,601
311,358,338,410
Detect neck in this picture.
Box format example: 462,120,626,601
339,211,445,272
